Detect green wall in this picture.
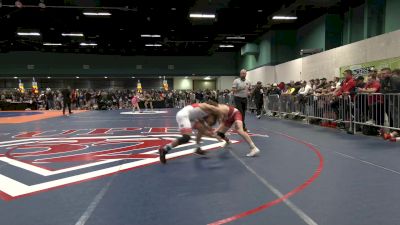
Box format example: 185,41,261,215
0,52,237,76
272,30,296,65
385,0,400,33
350,4,365,43
325,14,343,50
343,12,350,45
296,15,326,53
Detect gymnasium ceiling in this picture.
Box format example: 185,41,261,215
0,0,365,56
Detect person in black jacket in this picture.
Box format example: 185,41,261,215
252,81,264,119
382,69,400,140
61,86,72,115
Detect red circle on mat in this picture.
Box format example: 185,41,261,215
208,131,324,225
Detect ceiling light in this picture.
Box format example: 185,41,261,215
226,36,245,40
141,34,161,38
131,76,135,79
204,76,212,80
104,76,108,79
47,76,51,79
258,9,263,12
219,44,234,48
43,43,62,46
80,43,97,46
15,0,22,8
62,33,84,37
38,0,45,8
171,7,176,11
76,76,80,79
83,12,111,16
145,44,162,47
189,13,216,19
13,76,18,79
272,16,297,20
17,32,41,36
184,76,188,79
158,76,162,79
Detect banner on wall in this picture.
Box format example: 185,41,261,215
340,56,400,77
137,80,142,93
18,80,25,93
32,78,39,94
162,76,168,91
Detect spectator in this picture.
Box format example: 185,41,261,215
252,81,264,119
61,86,72,115
359,73,383,129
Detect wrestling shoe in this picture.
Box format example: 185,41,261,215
194,147,207,155
246,147,260,157
158,147,167,164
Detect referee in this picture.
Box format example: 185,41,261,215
232,69,251,131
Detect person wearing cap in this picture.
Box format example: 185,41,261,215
252,81,264,119
232,69,251,131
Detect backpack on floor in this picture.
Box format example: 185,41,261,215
362,125,379,136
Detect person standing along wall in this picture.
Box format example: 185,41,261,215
252,81,264,119
232,69,251,131
61,86,72,115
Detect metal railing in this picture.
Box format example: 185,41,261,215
353,93,400,132
264,93,399,134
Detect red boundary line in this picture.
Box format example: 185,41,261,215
207,131,324,225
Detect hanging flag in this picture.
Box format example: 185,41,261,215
163,77,168,91
18,80,25,93
137,80,142,93
32,77,39,94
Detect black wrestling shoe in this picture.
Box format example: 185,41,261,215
158,147,167,164
194,147,206,155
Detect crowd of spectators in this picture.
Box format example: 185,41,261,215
251,68,400,137
0,88,235,111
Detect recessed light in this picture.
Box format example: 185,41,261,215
158,76,162,79
171,8,176,10
219,44,234,48
272,16,298,20
258,9,263,13
145,44,162,47
189,13,216,19
226,36,245,40
43,43,62,46
62,33,84,37
76,76,80,79
13,76,18,79
184,76,188,79
132,76,135,79
80,43,97,46
104,76,108,79
83,12,111,16
47,76,51,79
141,34,161,38
17,32,41,36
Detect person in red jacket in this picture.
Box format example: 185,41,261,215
331,70,356,122
334,70,356,97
